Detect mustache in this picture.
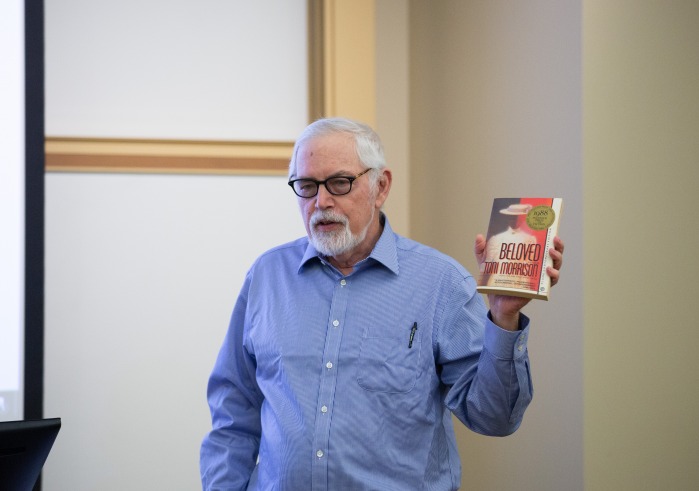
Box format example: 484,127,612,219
310,210,349,228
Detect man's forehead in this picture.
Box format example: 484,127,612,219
298,132,354,154
296,133,360,174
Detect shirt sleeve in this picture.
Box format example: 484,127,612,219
200,272,264,491
438,274,533,436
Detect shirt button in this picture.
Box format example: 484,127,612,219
326,362,333,369
332,320,340,327
340,279,346,286
518,345,524,352
321,405,328,413
316,450,324,458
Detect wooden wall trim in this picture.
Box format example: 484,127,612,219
45,137,293,175
322,0,376,126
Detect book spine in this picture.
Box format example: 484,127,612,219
536,198,563,298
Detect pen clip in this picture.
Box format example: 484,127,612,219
408,322,418,348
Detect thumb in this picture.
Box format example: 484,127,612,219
474,234,487,263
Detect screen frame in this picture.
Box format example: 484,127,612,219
24,0,44,421
0,418,61,491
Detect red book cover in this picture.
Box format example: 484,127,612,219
477,198,563,300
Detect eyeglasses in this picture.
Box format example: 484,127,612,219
288,168,372,198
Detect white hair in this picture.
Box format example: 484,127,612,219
288,117,386,191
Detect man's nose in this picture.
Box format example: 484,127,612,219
315,184,335,209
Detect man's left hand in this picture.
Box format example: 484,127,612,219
474,235,564,331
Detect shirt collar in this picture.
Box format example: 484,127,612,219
298,213,400,275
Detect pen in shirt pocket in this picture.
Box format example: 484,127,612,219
408,322,418,348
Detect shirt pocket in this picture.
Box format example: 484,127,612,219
356,325,422,393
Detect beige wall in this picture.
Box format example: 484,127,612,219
406,0,699,490
583,1,699,489
376,0,410,237
408,1,584,489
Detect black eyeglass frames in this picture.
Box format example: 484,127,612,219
288,168,373,198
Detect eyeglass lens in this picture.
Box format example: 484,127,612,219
292,177,352,197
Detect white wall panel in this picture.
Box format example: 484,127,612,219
44,173,305,490
46,0,308,140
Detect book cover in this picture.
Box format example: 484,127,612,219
476,197,563,300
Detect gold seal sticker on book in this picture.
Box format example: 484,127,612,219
526,205,556,230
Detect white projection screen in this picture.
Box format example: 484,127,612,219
0,0,44,423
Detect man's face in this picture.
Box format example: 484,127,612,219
293,133,385,258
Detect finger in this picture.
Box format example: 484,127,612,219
549,247,563,271
553,236,565,254
474,234,486,259
547,265,560,286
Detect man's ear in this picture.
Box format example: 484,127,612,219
374,168,392,208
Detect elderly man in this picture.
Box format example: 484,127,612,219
200,117,564,490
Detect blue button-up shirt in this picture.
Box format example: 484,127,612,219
201,218,532,491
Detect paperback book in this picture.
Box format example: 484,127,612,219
477,197,563,300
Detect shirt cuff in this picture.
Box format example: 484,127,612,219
484,312,530,360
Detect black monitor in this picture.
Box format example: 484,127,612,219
0,418,61,491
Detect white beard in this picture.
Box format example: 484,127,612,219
309,208,374,258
